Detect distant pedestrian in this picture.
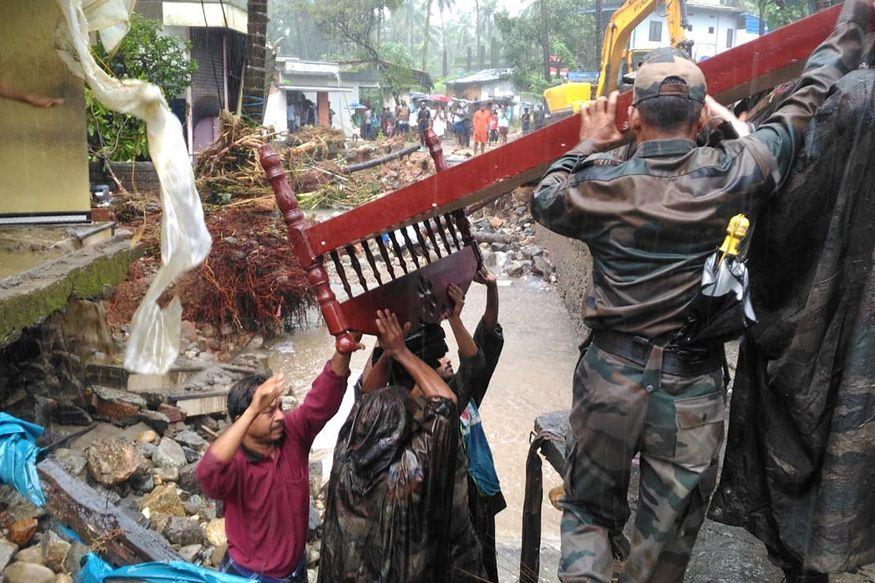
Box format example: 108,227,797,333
396,100,411,137
433,105,447,138
363,107,373,140
521,106,533,134
498,105,510,145
417,104,432,146
472,102,490,155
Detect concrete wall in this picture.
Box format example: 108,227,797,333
0,0,90,221
534,225,593,338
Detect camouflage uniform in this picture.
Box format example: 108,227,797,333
530,2,869,579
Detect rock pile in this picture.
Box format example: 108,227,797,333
471,188,557,283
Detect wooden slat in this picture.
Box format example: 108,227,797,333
38,458,180,565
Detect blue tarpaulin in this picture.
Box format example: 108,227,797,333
0,413,46,506
77,553,250,583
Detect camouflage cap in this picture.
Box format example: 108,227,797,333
632,47,707,105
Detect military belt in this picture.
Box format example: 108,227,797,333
592,330,723,377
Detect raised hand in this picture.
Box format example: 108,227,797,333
473,267,497,287
579,91,630,151
248,374,285,414
375,310,412,357
447,284,466,318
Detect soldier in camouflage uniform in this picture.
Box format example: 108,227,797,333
530,0,873,579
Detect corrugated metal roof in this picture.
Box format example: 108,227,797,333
446,68,514,86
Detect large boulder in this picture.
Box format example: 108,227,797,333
85,438,149,485
90,386,145,425
173,430,207,450
15,544,43,565
41,531,71,573
3,562,55,583
7,518,37,546
0,537,17,572
203,518,226,548
177,463,201,495
153,438,187,469
138,484,186,517
164,517,203,546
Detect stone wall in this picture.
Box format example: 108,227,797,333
108,161,162,195
534,224,593,338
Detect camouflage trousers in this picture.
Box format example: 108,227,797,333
558,344,725,583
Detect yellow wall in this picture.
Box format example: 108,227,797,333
0,0,90,218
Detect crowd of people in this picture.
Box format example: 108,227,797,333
193,0,874,580
354,97,515,155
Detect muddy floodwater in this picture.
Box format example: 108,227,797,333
267,275,580,577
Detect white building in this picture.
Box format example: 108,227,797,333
136,0,250,153
444,69,516,101
628,0,761,60
264,58,380,137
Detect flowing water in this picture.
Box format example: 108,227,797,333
267,275,582,577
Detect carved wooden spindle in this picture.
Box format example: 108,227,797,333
424,128,449,172
432,217,452,254
423,220,443,258
259,145,357,353
375,236,397,280
401,228,421,269
361,240,383,285
453,209,483,267
413,224,432,264
442,213,462,250
345,245,369,292
329,250,353,300
388,231,409,274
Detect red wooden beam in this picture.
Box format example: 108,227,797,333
306,5,850,256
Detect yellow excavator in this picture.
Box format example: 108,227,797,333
543,0,692,113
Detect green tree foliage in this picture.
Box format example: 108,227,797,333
87,14,197,162
268,0,333,59
495,0,597,94
310,0,402,61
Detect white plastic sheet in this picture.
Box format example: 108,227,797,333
701,254,756,323
55,0,212,374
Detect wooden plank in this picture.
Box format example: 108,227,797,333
171,393,229,417
37,458,180,565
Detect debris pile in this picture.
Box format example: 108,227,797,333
469,186,557,283
178,207,313,335
194,112,282,202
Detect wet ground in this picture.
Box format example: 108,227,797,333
264,276,875,583
267,274,574,580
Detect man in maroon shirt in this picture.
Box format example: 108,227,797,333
197,334,362,582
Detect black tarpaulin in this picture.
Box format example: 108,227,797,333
709,68,875,572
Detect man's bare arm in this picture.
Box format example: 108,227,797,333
376,310,457,404
206,374,284,463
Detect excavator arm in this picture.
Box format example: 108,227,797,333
597,0,690,97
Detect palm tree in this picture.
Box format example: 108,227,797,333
422,0,433,70
475,0,481,68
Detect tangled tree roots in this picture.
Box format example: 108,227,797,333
178,207,314,336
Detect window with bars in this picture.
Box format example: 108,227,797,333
649,21,663,42
727,28,735,48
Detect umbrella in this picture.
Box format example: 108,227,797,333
428,94,450,103
347,102,366,109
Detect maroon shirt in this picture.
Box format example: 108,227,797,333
196,362,348,578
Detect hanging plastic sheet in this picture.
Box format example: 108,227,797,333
54,0,212,374
77,552,250,583
0,413,46,507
